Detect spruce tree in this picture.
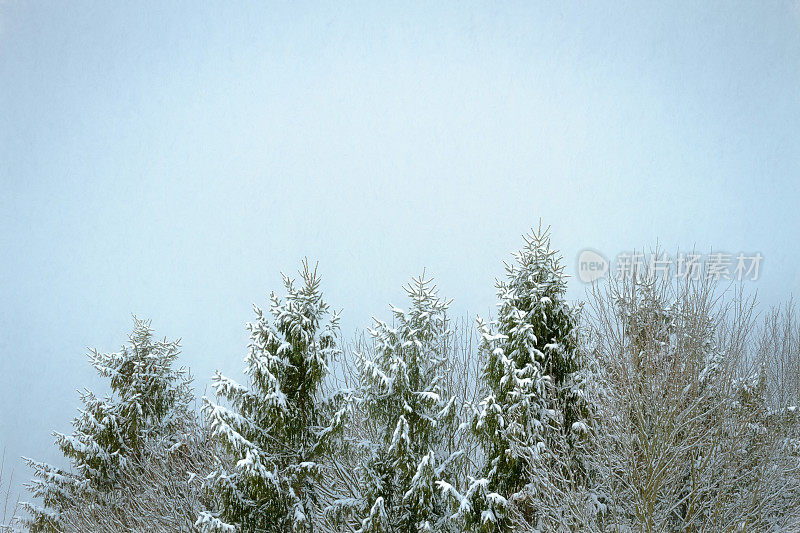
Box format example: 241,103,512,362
356,274,460,533
459,226,586,531
22,317,191,531
198,260,341,532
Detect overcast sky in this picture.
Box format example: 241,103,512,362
2,0,800,506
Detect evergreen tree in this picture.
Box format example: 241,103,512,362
198,260,341,533
355,274,460,533
458,226,586,531
22,317,191,531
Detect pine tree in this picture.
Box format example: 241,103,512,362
22,317,191,531
459,226,587,531
355,274,460,533
198,260,341,532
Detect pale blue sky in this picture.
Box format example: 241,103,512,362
2,1,800,505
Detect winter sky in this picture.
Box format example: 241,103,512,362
2,0,800,505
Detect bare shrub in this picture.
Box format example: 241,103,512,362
0,451,21,533
760,299,800,411
23,413,219,533
586,267,800,532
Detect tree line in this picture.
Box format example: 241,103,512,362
16,227,800,532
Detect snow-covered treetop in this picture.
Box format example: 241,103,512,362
201,260,342,532
362,274,453,422
484,225,579,394
355,274,460,533
211,260,341,431
498,224,568,311
466,225,586,522
87,317,191,449
23,316,192,531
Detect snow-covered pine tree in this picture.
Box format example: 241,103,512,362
198,260,341,533
457,225,587,531
22,317,192,531
355,274,460,533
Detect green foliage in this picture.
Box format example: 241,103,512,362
356,274,460,533
201,260,341,532
23,317,191,531
466,225,586,530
